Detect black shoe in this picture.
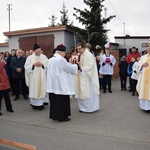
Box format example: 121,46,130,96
121,89,123,91
0,112,2,116
103,90,106,93
32,106,38,110
43,102,48,105
144,110,150,113
132,92,135,96
7,110,14,113
24,96,28,100
64,118,71,122
38,106,44,110
124,88,127,91
14,97,19,100
109,90,112,93
58,118,71,122
79,110,84,113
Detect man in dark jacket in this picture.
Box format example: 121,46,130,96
118,55,128,91
10,49,28,100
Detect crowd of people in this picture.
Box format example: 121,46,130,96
0,42,150,121
118,46,150,112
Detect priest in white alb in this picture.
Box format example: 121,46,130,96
136,46,150,112
24,44,49,110
75,42,100,113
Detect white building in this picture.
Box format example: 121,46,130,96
115,35,150,56
0,25,75,58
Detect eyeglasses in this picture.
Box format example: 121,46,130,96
77,48,82,50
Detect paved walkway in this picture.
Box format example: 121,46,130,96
0,79,150,150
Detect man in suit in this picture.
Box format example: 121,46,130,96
10,49,28,100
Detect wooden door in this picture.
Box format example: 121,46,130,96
19,36,36,51
36,34,54,58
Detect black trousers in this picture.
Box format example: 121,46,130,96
103,75,112,91
13,78,28,98
9,77,15,94
49,93,70,121
0,89,13,112
120,75,127,90
131,79,137,93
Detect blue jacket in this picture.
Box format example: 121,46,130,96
10,56,26,78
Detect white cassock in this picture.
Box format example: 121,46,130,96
24,53,49,106
136,54,150,110
75,49,100,112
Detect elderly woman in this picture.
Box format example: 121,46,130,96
0,55,14,115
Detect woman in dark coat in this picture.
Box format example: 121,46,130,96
0,55,14,115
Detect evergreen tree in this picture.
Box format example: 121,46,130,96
74,0,115,52
48,15,57,27
59,3,73,26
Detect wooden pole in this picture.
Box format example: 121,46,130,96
0,138,37,150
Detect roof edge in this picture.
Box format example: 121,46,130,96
3,25,74,36
115,35,150,39
0,43,9,47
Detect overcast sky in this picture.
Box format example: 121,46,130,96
0,0,150,43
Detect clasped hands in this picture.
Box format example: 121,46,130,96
33,61,43,67
16,68,21,73
103,61,112,66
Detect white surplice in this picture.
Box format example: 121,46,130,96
46,53,78,95
99,54,116,75
24,53,49,106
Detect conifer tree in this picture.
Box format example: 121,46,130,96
59,3,73,26
74,0,115,52
48,15,57,27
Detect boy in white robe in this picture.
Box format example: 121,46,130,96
99,48,116,93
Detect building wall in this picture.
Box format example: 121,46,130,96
6,30,74,53
53,31,64,48
64,31,75,52
115,37,149,55
9,36,19,50
0,46,9,52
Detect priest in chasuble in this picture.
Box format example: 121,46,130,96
136,46,150,112
75,42,100,113
24,44,49,110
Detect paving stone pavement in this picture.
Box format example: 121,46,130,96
0,78,150,150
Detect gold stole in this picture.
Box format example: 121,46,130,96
143,55,150,99
78,54,84,97
34,56,42,98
